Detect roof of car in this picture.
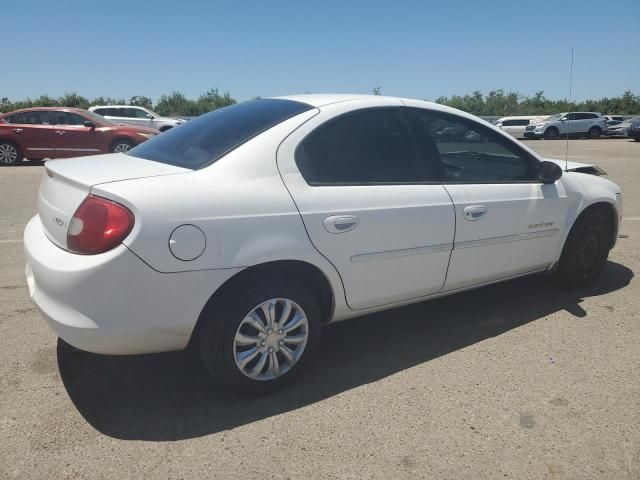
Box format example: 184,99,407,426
0,107,87,116
89,105,148,109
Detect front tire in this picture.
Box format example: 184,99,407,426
110,139,134,153
0,141,22,166
544,127,559,140
197,279,322,394
556,211,611,287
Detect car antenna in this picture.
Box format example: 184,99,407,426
564,47,574,171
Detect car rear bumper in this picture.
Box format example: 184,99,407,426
24,215,241,355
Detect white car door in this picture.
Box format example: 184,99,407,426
403,104,569,291
277,99,455,310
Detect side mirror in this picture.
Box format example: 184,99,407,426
538,161,563,184
559,117,567,121
145,114,154,120
83,121,96,129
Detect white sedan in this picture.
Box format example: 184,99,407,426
24,94,623,393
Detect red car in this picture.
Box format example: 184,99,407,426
0,107,159,166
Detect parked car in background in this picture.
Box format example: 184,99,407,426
23,94,623,393
604,115,624,123
628,116,640,141
494,116,548,139
524,112,608,140
0,108,158,165
605,120,629,137
89,105,186,132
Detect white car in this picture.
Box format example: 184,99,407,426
24,94,623,393
494,116,548,139
88,105,186,132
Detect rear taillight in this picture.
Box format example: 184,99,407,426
67,195,134,254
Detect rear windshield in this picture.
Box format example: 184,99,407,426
127,99,314,169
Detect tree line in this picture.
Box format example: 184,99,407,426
433,90,640,116
2,88,639,117
0,88,236,117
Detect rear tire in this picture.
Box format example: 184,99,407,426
588,127,602,139
197,279,323,394
0,141,22,166
110,139,134,153
544,127,559,140
555,211,611,287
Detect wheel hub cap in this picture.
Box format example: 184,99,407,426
0,144,18,164
233,298,309,381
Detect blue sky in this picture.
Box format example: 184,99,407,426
4,0,639,103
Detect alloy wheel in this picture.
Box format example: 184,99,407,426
0,144,18,164
114,143,132,153
233,298,309,381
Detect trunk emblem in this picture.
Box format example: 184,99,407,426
54,217,66,228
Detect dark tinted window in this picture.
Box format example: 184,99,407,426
50,111,87,125
128,99,313,169
296,108,425,185
407,108,537,183
131,108,150,118
502,119,530,126
6,111,50,125
576,113,598,120
93,108,108,115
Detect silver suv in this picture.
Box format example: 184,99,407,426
89,105,186,132
524,112,608,140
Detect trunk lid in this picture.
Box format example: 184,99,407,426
38,153,190,249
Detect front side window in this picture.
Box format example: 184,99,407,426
407,108,538,183
132,108,151,118
128,99,314,169
296,108,425,185
51,112,87,126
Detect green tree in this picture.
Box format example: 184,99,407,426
129,95,153,109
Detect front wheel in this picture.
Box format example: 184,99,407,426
555,212,611,287
198,280,322,394
110,139,134,153
544,127,559,140
0,141,22,166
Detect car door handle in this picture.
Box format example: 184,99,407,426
323,215,359,234
12,128,23,134
463,205,488,221
54,130,66,135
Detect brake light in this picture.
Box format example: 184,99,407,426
67,195,134,254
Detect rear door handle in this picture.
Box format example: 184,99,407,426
463,205,487,221
12,128,23,134
323,215,359,234
54,130,66,135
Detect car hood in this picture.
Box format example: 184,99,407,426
544,158,606,175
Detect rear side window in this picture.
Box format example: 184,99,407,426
296,108,426,185
128,99,313,169
5,111,50,125
576,113,598,120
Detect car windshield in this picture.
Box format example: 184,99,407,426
629,116,640,123
127,99,314,169
83,110,115,126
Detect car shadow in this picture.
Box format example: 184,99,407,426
57,260,633,441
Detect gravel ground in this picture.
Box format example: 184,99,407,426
1,138,639,479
